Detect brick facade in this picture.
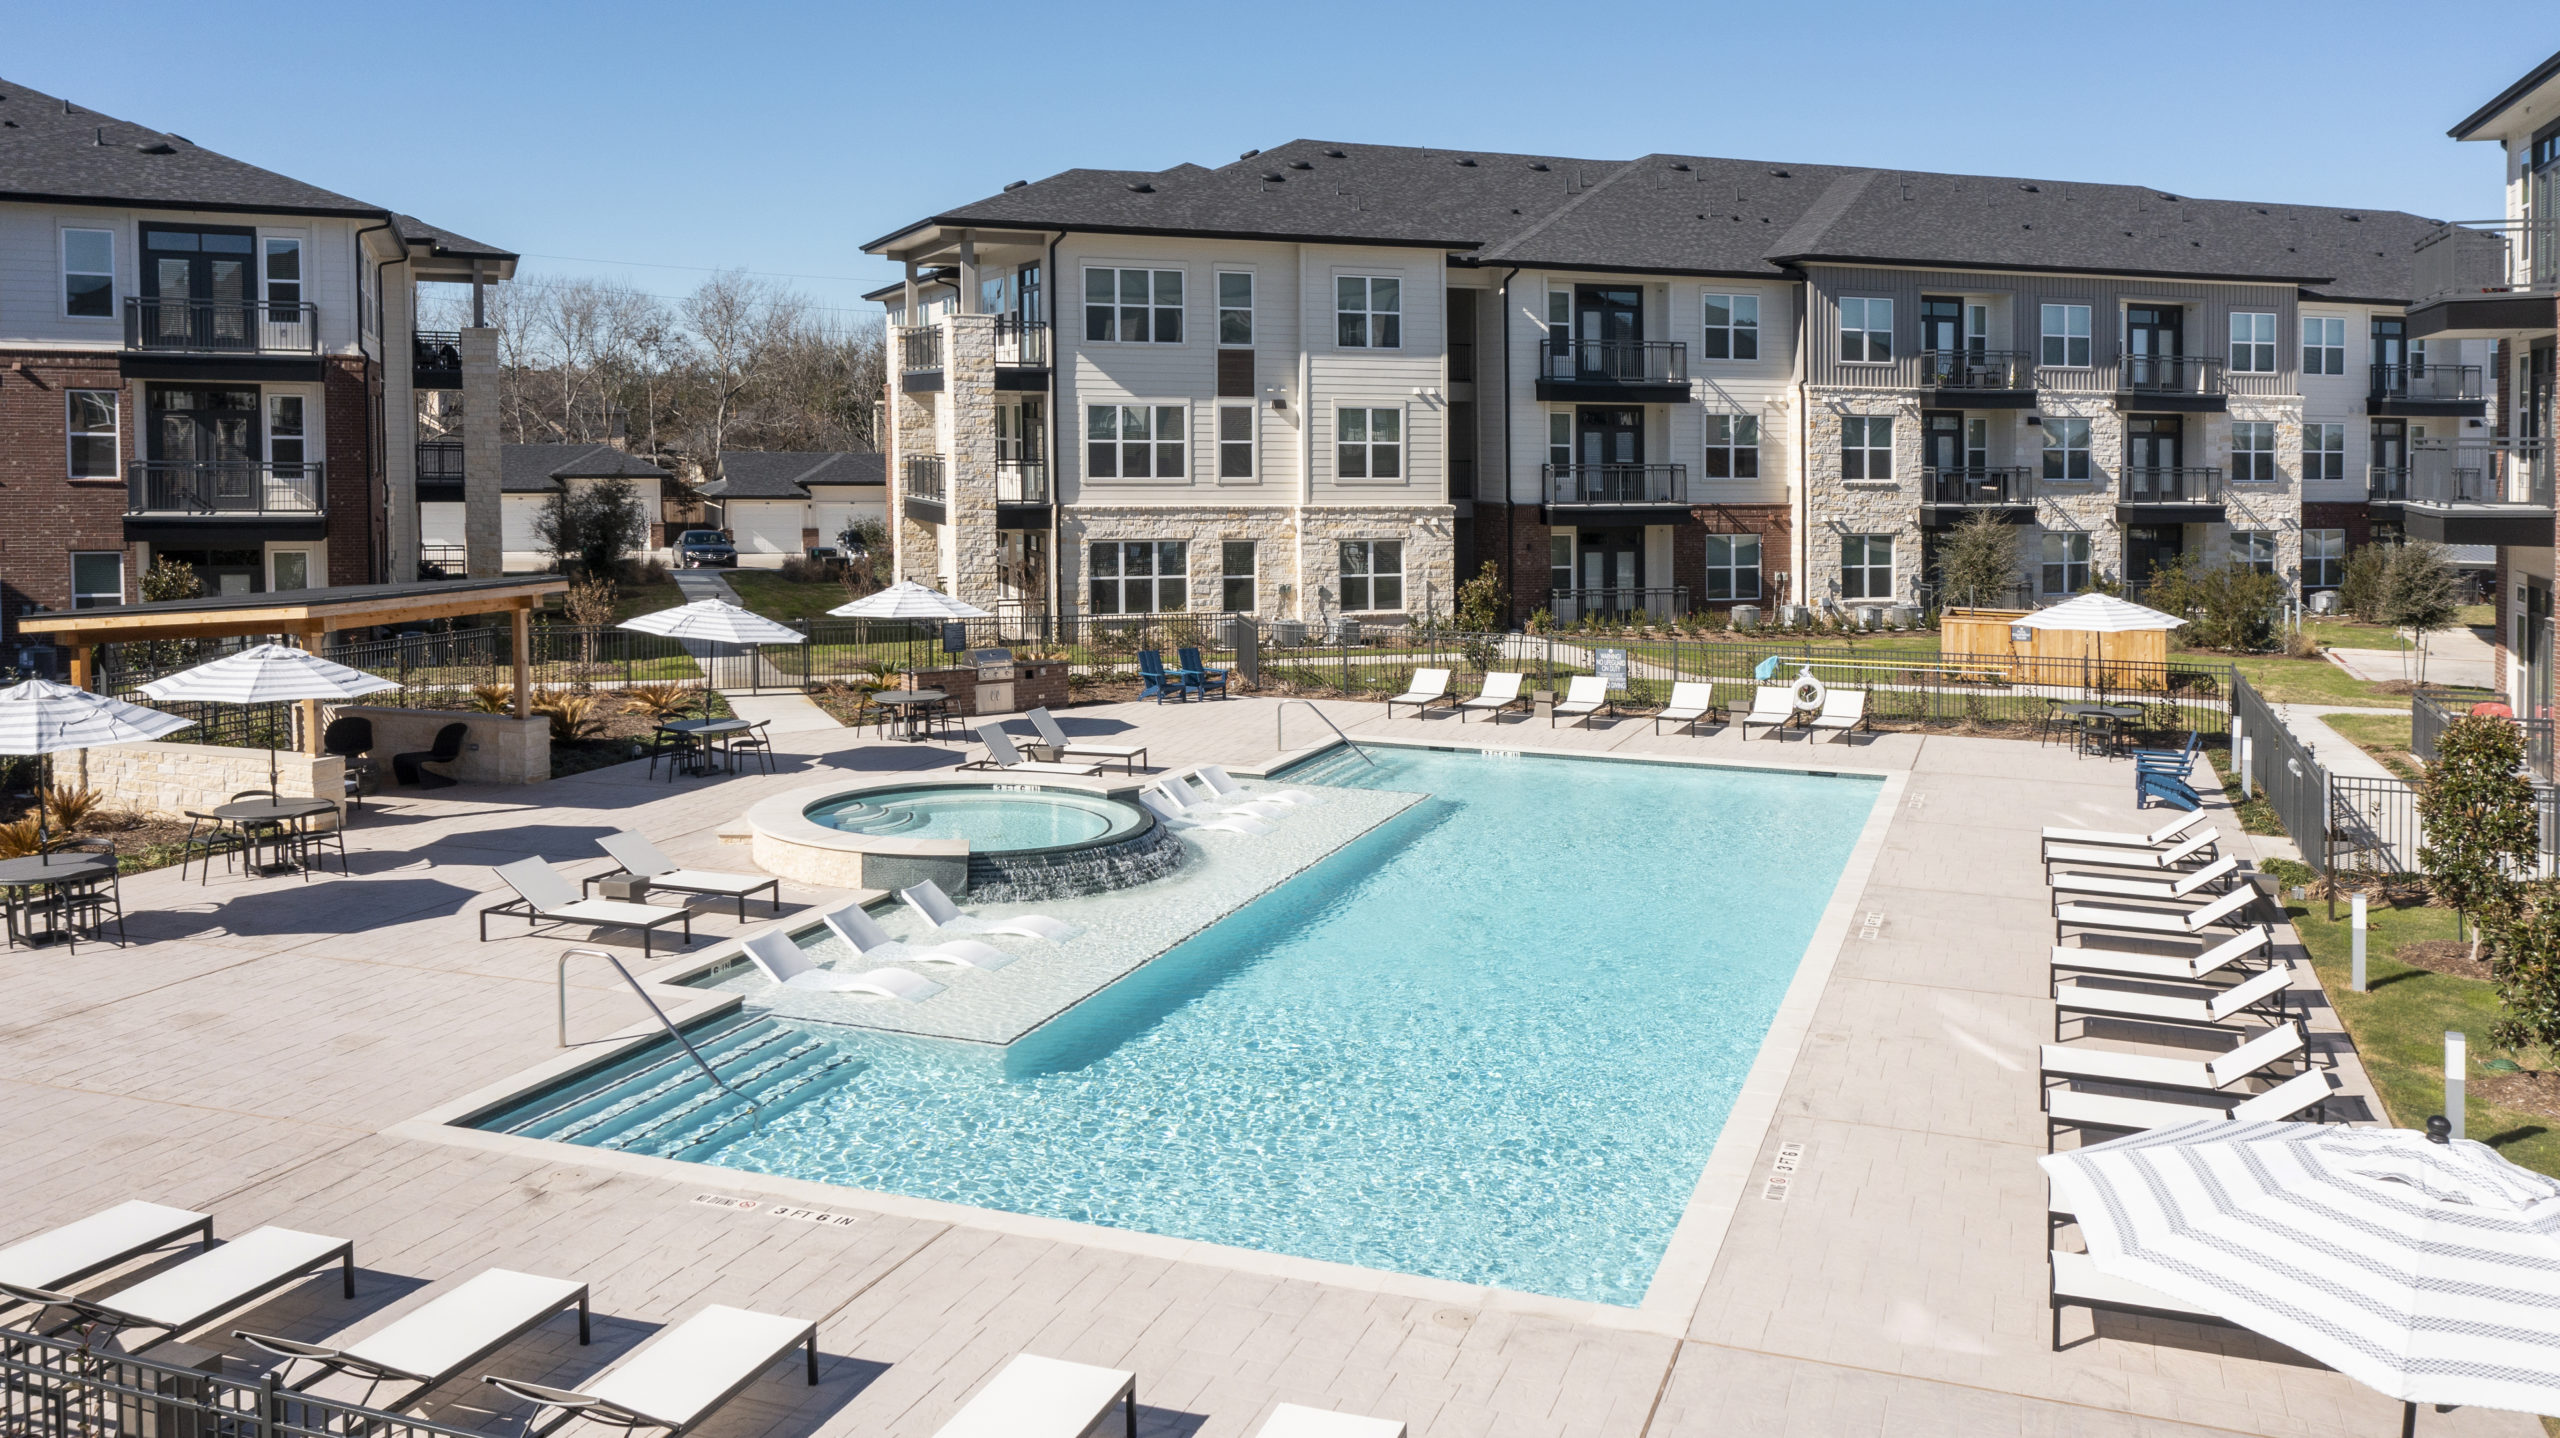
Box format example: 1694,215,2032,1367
2300,501,2379,553
323,356,380,587
0,351,134,629
1674,504,1793,609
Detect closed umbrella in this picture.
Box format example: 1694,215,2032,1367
620,598,808,698
0,679,194,862
138,643,398,792
2042,1119,2560,1431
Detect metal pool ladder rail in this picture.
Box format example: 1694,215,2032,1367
1276,699,1374,765
557,947,758,1110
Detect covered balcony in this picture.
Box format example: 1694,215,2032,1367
2368,362,2486,417
2400,437,2554,547
2114,466,2224,522
1916,350,2037,407
121,298,321,381
2405,217,2560,340
413,331,464,389
2111,355,2225,412
1920,466,2035,527
1534,339,1690,403
902,454,947,525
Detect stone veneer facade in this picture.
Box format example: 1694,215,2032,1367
81,743,344,823
1061,504,1456,622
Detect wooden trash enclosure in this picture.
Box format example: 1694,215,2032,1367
1939,606,2171,690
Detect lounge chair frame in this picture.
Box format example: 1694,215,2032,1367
590,834,781,921
483,860,694,957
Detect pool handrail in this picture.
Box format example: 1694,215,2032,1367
1275,699,1374,765
556,946,758,1111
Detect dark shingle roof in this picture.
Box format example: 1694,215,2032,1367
500,444,670,494
392,213,516,263
702,451,884,499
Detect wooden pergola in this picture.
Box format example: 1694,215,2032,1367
19,577,569,752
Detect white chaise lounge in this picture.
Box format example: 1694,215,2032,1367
1195,764,1317,806
484,1303,818,1438
1550,676,1613,728
2049,925,2274,989
239,1268,589,1411
484,858,692,956
0,1201,212,1308
1165,774,1289,820
0,1226,354,1351
901,880,1078,941
2048,1248,2227,1351
2047,855,2242,910
2053,885,2259,940
741,930,942,1001
596,832,781,920
2039,1020,2307,1095
2042,827,2222,875
931,1353,1136,1438
2052,964,2295,1036
1740,685,1796,739
2044,1067,2334,1146
1024,707,1148,773
1384,668,1452,719
1455,672,1527,722
1806,687,1868,742
2040,813,2209,853
970,722,1104,777
818,900,1014,969
1139,790,1275,836
1653,681,1718,736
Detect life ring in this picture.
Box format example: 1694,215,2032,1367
1792,666,1827,711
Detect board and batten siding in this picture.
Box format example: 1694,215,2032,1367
0,202,374,354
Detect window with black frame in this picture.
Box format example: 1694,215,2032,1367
1840,534,1893,600
1704,534,1760,600
1088,540,1187,614
1339,540,1403,611
1221,541,1256,612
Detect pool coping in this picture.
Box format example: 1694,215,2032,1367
392,737,1903,1340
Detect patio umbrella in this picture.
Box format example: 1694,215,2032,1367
0,679,194,862
826,580,991,621
2042,1120,2560,1430
138,643,398,792
2013,592,2185,632
620,598,807,698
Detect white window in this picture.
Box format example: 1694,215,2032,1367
63,228,114,318
2233,531,2277,575
2231,421,2277,482
1084,268,1182,344
1841,415,1893,481
2229,312,2277,373
1088,540,1187,614
2302,316,2346,376
1339,540,1403,611
2039,304,2091,367
66,391,118,478
1217,272,1252,346
1702,294,1759,360
1221,540,1256,612
2042,417,2091,480
2304,529,2345,588
1703,414,1759,479
70,551,123,609
1336,406,1401,480
1838,297,1892,362
1336,276,1401,348
1705,534,1761,600
1840,535,1894,600
2041,532,2091,595
2304,422,2345,483
264,238,302,313
272,550,311,591
1085,403,1185,479
1217,404,1255,480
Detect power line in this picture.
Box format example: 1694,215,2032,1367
515,251,887,287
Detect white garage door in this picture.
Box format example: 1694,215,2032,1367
730,502,807,556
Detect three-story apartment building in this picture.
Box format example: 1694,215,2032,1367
0,78,514,637
867,143,2478,630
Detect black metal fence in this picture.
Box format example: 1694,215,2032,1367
0,1325,484,1438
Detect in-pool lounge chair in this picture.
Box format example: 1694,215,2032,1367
1455,672,1527,722
1165,774,1289,821
2049,925,2274,990
931,1353,1135,1438
1653,681,1718,736
2039,1018,2307,1095
2046,855,2242,911
484,859,693,956
741,930,943,1001
901,880,1079,941
1257,1404,1408,1438
1551,676,1614,728
1740,686,1797,739
2051,963,2295,1039
2042,827,2221,877
1024,708,1147,774
0,1201,213,1313
1195,764,1317,806
238,1268,589,1412
2043,1067,2334,1148
968,723,1105,777
1806,688,1868,743
484,1303,818,1438
2053,884,2259,942
818,900,1015,969
2040,813,2209,853
1139,790,1274,836
1,1226,354,1352
595,832,781,920
1384,669,1452,719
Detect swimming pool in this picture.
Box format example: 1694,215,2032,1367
804,785,1145,851
477,747,1881,1304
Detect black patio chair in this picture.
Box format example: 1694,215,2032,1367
323,716,381,812
393,723,469,789
52,839,125,950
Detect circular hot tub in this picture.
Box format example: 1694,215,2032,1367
806,786,1145,851
776,783,1182,902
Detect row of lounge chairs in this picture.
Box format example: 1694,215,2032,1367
0,1202,1403,1437
1383,670,1870,741
483,831,785,955
743,886,1079,1001
1139,767,1319,837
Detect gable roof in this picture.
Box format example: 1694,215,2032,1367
499,444,670,494
702,451,885,499
2450,47,2560,139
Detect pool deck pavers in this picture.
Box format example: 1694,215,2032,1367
0,694,2530,1436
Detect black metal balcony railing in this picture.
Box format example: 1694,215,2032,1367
1448,339,1476,384
2368,465,2408,502
2118,466,2223,505
128,460,324,515
899,325,943,373
124,297,319,355
1543,462,1689,507
1538,338,1688,384
2370,363,2484,403
1917,350,2034,390
1924,466,2034,505
996,457,1049,505
413,329,463,384
993,316,1048,367
904,454,947,503
417,441,464,482
1550,586,1690,618
2407,437,2552,508
2116,354,2224,396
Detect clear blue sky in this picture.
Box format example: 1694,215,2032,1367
14,1,2554,319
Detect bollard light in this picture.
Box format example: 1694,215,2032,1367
2351,891,2367,993
2447,1031,2468,1142
2238,732,2253,799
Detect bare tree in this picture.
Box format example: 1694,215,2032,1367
682,271,803,479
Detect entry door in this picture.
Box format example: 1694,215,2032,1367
2126,304,2183,388
1920,296,1963,382
1574,285,1642,378
1578,407,1644,502
1578,529,1642,612
148,386,261,510
1922,411,1963,495
2125,525,2185,587
2125,415,2183,500
1015,263,1042,324
2371,419,2406,499
142,225,257,349
2372,316,2405,377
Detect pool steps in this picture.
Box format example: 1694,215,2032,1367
493,1016,858,1157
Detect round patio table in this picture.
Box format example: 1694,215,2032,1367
871,689,948,742
213,796,339,875
656,718,752,774
2063,703,2144,757
0,851,117,948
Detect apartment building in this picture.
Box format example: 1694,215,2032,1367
2399,47,2560,720
0,78,514,635
866,143,2479,629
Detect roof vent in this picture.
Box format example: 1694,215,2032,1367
1288,160,1313,170
1528,162,1550,171
2191,240,2202,247
2022,223,2033,230
1769,168,1791,178
2344,213,2362,222
1454,157,1477,167
134,141,174,155
1125,183,1154,194
2159,193,2180,202
1322,148,1345,158
2018,183,2039,192
1261,171,1284,182
1002,179,1027,192
93,126,105,146
1669,162,1690,172
1238,148,1260,159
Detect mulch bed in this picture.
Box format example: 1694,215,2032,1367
2393,938,2492,982
2476,1070,2560,1123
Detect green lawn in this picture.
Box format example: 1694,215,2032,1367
2228,654,2411,709
2319,712,2422,782
724,571,862,622
2304,617,2411,651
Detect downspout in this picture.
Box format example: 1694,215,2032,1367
1497,267,1518,622
1045,231,1062,641
1791,275,1811,615
357,219,397,591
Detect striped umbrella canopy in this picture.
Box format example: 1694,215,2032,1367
827,580,990,621
2014,592,2185,632
138,643,398,792
0,679,194,862
618,598,808,645
2042,1119,2560,1423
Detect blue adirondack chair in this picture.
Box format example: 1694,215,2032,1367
1136,650,1193,703
2138,768,2202,811
1178,646,1229,698
2133,731,2200,778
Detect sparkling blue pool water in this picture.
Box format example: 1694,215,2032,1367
805,785,1143,851
482,748,1880,1304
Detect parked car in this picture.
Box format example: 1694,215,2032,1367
675,529,736,568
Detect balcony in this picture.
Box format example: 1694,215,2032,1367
1915,350,2036,406
417,440,465,502
996,458,1050,527
902,454,947,525
2368,362,2486,417
1534,339,1690,403
2115,466,2224,521
1920,466,2036,527
2406,217,2560,339
413,331,463,389
898,325,944,393
2400,437,2554,547
2112,355,2226,411
1542,462,1690,517
126,461,325,532
121,298,320,380
2368,465,2408,505
993,317,1050,390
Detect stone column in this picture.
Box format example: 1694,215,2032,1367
460,326,502,577
941,313,1001,610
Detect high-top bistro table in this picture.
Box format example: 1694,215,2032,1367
655,717,753,775
211,795,340,876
